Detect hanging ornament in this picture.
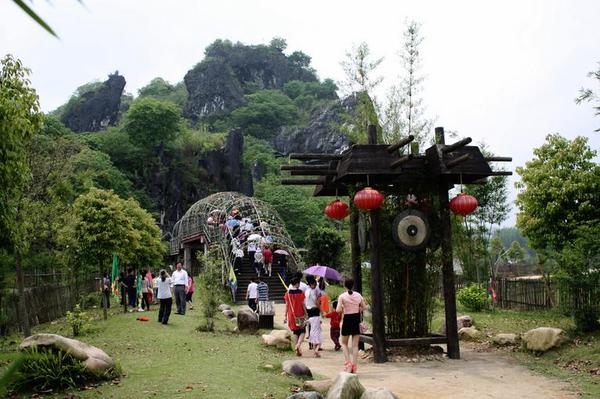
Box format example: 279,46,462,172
324,199,350,219
353,187,384,210
449,193,478,216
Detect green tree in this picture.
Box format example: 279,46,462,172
269,37,288,52
576,62,600,131
339,42,383,143
515,134,600,252
0,55,43,336
123,97,183,149
138,78,187,108
305,226,346,269
230,90,298,139
383,20,433,146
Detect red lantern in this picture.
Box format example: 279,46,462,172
449,193,478,216
353,187,384,210
325,199,350,219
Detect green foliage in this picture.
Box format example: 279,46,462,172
231,90,299,139
573,305,600,332
457,284,489,312
198,249,229,332
65,304,88,336
0,55,43,248
123,97,183,149
575,62,600,131
305,226,345,268
60,188,163,272
242,136,284,179
283,79,338,101
138,77,187,108
269,37,287,52
12,347,119,393
516,134,600,252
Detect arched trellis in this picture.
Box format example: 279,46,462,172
170,192,303,277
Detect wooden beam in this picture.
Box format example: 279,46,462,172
369,207,387,363
445,153,471,168
485,156,512,162
289,153,343,160
443,137,472,153
280,179,323,185
387,135,415,153
390,154,413,168
281,164,329,171
385,336,448,347
290,170,337,176
367,124,377,145
489,171,513,176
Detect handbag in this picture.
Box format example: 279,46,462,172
290,293,307,328
359,312,368,334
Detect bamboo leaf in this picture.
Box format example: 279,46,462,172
12,0,58,38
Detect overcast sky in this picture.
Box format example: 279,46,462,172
2,0,600,226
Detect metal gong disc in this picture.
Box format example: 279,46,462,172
392,209,431,251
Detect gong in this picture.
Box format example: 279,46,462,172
392,209,431,251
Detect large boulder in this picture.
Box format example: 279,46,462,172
282,360,313,378
262,329,292,349
522,327,567,352
303,379,334,395
360,388,399,399
458,327,481,341
237,306,259,333
20,333,114,372
457,315,474,329
288,392,324,399
223,309,235,319
492,333,520,346
326,372,365,399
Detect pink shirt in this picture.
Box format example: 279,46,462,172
336,291,363,315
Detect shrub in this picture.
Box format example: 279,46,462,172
11,347,120,393
65,304,88,336
457,284,489,312
197,248,229,332
574,305,600,332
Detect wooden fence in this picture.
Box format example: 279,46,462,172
495,278,555,310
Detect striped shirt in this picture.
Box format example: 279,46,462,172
257,282,269,301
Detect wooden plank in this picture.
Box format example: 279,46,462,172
289,153,343,160
290,170,337,176
443,137,472,153
387,135,415,153
485,156,512,162
281,179,323,185
391,154,413,169
369,208,387,363
445,153,471,168
385,336,448,346
281,164,330,171
489,171,512,176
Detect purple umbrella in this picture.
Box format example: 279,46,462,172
303,265,342,281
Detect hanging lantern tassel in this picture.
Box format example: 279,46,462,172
353,187,385,210
325,199,350,219
449,193,478,216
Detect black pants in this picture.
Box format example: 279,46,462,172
101,289,110,308
127,288,137,308
248,298,257,311
141,292,151,310
174,285,186,314
158,298,172,324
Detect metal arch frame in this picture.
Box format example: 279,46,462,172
171,192,303,274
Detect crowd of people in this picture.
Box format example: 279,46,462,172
102,262,195,325
283,272,365,374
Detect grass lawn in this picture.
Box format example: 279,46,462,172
0,304,305,398
438,305,600,398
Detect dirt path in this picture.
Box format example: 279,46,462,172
274,304,575,398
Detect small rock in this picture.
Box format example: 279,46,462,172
360,387,399,399
492,333,520,346
458,327,481,341
522,327,567,352
282,360,313,378
303,379,333,394
263,364,275,370
262,330,292,349
326,372,365,399
218,304,231,311
230,317,237,324
287,392,324,399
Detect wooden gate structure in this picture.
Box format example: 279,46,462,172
281,126,511,362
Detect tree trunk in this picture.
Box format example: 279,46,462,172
15,252,31,337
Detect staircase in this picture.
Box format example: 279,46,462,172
234,256,288,303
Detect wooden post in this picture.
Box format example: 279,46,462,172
366,124,387,363
436,127,460,359
369,207,387,362
350,207,362,293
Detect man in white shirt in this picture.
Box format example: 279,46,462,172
171,262,189,315
246,277,259,312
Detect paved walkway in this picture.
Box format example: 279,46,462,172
274,304,575,399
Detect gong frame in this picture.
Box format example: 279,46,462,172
280,125,512,362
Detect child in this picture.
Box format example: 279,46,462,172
325,301,342,351
308,313,322,357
